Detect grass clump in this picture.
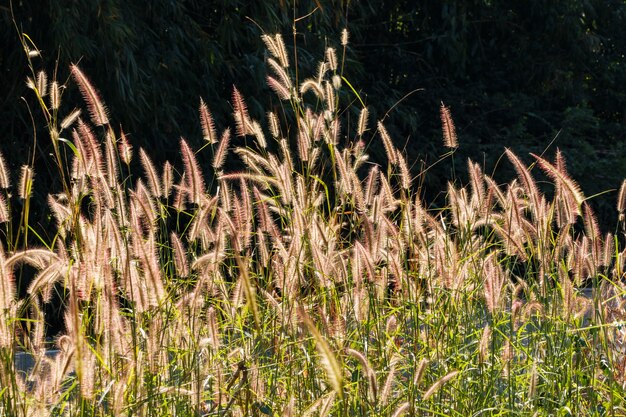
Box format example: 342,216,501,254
1,29,626,417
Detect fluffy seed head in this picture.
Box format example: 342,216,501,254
70,64,109,126
423,370,459,400
118,128,133,164
36,71,48,97
267,112,280,138
326,47,337,71
60,108,81,130
50,81,60,109
199,98,217,144
357,107,369,136
261,33,289,68
18,165,34,199
440,102,458,148
0,153,9,189
341,28,349,46
377,121,398,164
618,179,626,221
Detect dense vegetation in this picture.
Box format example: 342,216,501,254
2,1,625,232
1,2,626,415
0,20,626,414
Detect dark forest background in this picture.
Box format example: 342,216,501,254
1,0,625,234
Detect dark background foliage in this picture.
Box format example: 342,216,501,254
1,0,625,233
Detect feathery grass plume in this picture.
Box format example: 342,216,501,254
528,362,538,400
4,248,61,273
48,194,71,234
254,186,279,237
324,81,336,113
532,152,584,212
318,391,336,417
170,232,189,278
317,60,329,81
268,57,292,92
618,179,626,222
27,259,67,303
479,325,491,364
261,33,289,68
423,370,459,400
505,149,542,216
559,266,575,319
377,121,398,164
219,172,281,191
391,402,411,417
0,242,15,312
103,209,125,270
326,47,338,72
302,392,335,417
72,129,92,177
50,80,60,110
440,102,458,148
199,98,217,144
346,348,377,402
583,202,601,248
335,151,352,195
239,177,253,242
300,306,344,399
380,354,401,405
602,232,614,268
117,128,133,164
162,160,174,198
36,70,48,97
0,153,9,189
357,107,369,137
468,160,486,208
187,195,218,243
207,306,221,350
0,194,7,223
397,153,411,190
104,130,119,188
133,230,165,308
364,165,380,206
483,256,506,314
180,138,206,205
77,118,104,172
268,111,280,138
60,108,81,131
70,64,109,126
223,217,260,327
213,128,231,170
232,86,253,137
19,165,34,199
341,28,349,46
300,79,325,99
231,191,251,251
251,120,267,148
283,396,295,417
235,146,273,176
267,75,292,100
332,74,341,89
139,148,162,198
25,76,36,91
501,340,513,377
132,179,157,225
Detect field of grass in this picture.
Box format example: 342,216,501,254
1,31,626,416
